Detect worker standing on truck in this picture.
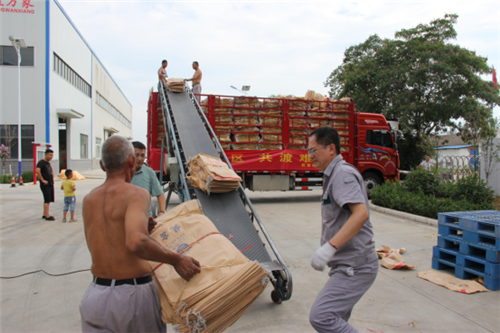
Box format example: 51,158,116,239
308,127,378,333
80,135,200,333
158,59,168,84
131,141,166,217
186,61,202,102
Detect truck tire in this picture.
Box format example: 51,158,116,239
362,172,381,198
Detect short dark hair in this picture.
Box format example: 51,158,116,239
193,61,199,66
65,169,73,177
45,149,54,154
162,60,167,64
310,127,340,155
132,141,146,150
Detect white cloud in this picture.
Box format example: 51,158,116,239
58,0,500,142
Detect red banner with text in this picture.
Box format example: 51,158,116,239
226,150,321,173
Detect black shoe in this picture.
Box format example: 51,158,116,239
44,216,55,221
42,216,46,220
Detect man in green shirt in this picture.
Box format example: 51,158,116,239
131,141,166,217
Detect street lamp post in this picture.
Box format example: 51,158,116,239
9,36,26,185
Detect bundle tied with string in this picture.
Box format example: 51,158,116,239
167,78,186,93
149,200,269,333
187,153,242,195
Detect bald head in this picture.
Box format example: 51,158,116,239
102,136,134,172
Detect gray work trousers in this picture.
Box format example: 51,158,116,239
193,84,202,103
309,259,378,333
80,279,166,333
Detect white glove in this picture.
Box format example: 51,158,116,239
311,242,337,271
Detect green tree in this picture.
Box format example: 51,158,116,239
325,14,500,141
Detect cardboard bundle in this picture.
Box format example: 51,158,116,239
310,119,331,128
305,90,316,100
332,113,349,119
221,143,231,150
214,108,233,114
307,111,331,118
290,128,310,135
262,134,280,143
263,100,280,108
218,133,232,143
187,154,241,194
291,135,307,145
232,144,259,150
291,99,307,110
235,116,261,126
215,126,233,132
289,118,308,127
235,97,260,107
235,126,260,132
261,127,281,134
333,120,348,128
216,98,234,106
215,115,233,124
258,109,281,116
234,109,258,115
167,78,185,93
337,129,349,136
235,133,260,143
261,117,281,126
150,200,269,333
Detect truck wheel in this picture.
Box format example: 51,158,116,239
363,172,381,198
271,290,282,304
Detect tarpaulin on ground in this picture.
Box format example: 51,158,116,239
149,200,269,332
59,170,86,180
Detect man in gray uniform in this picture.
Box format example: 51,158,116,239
308,127,378,333
80,135,201,332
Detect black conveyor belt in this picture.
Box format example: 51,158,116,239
166,91,273,264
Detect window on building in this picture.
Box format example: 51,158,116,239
53,53,91,98
95,137,102,159
366,130,393,149
96,92,132,128
0,124,35,159
0,46,35,66
80,134,88,159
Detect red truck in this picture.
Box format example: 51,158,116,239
147,91,400,195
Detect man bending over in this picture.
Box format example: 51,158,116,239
80,135,200,332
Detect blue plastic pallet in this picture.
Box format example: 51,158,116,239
432,258,500,291
438,211,500,237
438,224,464,240
438,235,500,263
459,241,500,263
456,253,500,277
433,246,459,265
463,230,500,251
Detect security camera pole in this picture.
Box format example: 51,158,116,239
9,36,27,184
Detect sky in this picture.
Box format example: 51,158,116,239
58,0,500,142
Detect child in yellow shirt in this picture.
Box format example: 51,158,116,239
61,169,77,222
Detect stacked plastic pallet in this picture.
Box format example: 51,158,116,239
432,210,500,290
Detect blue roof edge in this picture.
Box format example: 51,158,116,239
53,0,132,108
434,145,474,150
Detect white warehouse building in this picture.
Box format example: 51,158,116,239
1,0,132,175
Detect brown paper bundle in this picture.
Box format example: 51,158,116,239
149,200,269,333
187,154,241,194
215,115,233,124
234,126,260,133
290,128,309,134
215,98,233,106
259,144,282,150
214,108,233,114
215,126,233,132
261,117,281,126
291,135,307,144
235,133,260,143
291,99,307,110
235,116,260,126
289,145,306,150
166,78,186,92
218,133,231,143
261,127,282,134
332,113,349,119
262,134,280,143
262,100,280,108
289,118,308,127
305,90,316,100
234,109,258,115
235,97,259,107
333,120,347,128
258,109,282,116
310,119,331,128
221,143,231,150
289,111,306,117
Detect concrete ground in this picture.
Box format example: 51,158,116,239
1,178,499,333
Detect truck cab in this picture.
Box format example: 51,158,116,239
354,113,400,196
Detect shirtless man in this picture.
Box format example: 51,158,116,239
158,59,168,84
80,135,200,333
186,61,202,102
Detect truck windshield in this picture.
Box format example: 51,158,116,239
367,130,393,149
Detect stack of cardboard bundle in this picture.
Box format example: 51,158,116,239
150,200,269,333
187,153,242,194
167,78,185,92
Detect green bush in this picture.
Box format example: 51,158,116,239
453,174,494,207
404,167,440,196
1,174,13,184
21,171,34,183
371,180,493,219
